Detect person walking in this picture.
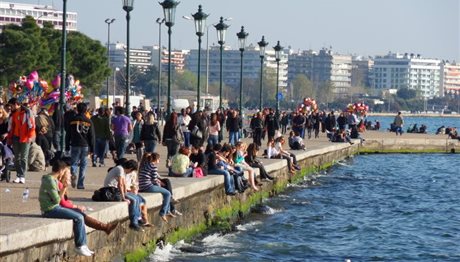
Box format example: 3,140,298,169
162,112,182,167
226,110,240,146
178,109,191,148
7,98,36,184
393,111,404,136
91,108,111,167
65,103,94,189
140,111,161,153
250,112,264,147
111,107,132,160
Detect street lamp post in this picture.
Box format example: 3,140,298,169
214,17,229,109
156,18,165,112
191,5,209,111
257,36,268,111
160,0,179,116
273,40,283,116
122,0,134,116
58,0,68,154
105,18,115,107
237,26,248,116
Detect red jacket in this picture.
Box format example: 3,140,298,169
8,109,36,143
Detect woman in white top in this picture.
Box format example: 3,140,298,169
178,108,192,147
207,113,221,148
267,137,299,174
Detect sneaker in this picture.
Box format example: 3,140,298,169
20,177,25,184
12,177,21,183
82,245,94,254
99,163,105,167
77,186,85,190
173,210,183,216
70,175,77,188
92,163,97,167
167,212,177,218
226,192,237,196
74,245,92,256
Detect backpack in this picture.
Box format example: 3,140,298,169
92,187,122,201
233,173,249,193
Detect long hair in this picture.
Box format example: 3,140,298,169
145,111,155,125
210,113,218,126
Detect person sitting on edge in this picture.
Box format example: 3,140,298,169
207,143,236,196
288,131,306,150
245,143,274,181
39,157,94,256
234,142,259,191
267,138,297,174
103,159,144,231
58,157,118,235
138,152,181,223
190,145,208,176
169,146,193,177
275,136,301,170
123,161,152,228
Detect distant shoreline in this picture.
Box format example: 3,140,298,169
367,113,460,118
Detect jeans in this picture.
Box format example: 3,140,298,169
93,138,107,165
395,126,403,135
43,206,86,247
126,192,141,226
144,140,157,153
114,134,129,159
229,131,239,146
253,128,263,147
207,135,218,147
183,132,191,147
70,146,89,188
169,167,193,177
208,168,235,193
140,184,171,216
12,137,30,178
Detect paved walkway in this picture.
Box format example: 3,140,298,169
0,130,453,242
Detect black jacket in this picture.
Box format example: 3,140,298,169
65,113,94,152
140,123,161,142
226,115,240,132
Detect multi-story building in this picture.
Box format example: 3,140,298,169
185,44,288,91
143,45,189,73
109,43,152,71
0,1,77,31
351,56,373,88
440,62,460,95
372,52,441,98
288,48,352,96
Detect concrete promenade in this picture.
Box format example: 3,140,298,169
0,131,458,261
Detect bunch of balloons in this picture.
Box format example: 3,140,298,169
346,102,369,116
297,97,318,114
40,74,84,114
8,71,46,106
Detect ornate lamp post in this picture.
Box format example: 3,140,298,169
257,36,268,111
273,41,283,116
105,18,115,107
191,5,209,111
122,0,134,116
214,17,229,109
156,18,165,111
237,26,248,116
159,0,179,116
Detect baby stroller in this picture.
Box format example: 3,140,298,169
0,142,14,182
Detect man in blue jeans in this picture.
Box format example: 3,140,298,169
66,103,94,189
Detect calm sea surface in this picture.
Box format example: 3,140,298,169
150,154,460,261
365,116,459,134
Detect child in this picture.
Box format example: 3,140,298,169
288,131,305,150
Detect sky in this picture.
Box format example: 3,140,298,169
9,0,460,61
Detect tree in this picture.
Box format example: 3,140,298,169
0,17,110,95
397,88,417,100
173,70,197,91
316,81,334,105
292,74,315,102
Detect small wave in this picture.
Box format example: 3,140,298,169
236,221,262,231
252,204,282,215
150,242,176,261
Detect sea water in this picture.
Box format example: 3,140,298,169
149,154,460,261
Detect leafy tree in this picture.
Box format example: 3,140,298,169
316,80,334,105
292,74,315,102
0,17,110,95
173,70,197,91
397,88,417,100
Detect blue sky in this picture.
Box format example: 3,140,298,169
11,0,460,60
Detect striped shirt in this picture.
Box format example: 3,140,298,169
138,162,160,191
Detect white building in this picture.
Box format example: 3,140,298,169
372,52,441,98
0,1,77,31
440,62,460,95
109,43,152,71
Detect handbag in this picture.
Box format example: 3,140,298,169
92,187,122,201
193,167,204,178
192,125,203,139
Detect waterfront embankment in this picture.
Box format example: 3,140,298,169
0,131,458,261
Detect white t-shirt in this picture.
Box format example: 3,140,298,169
104,166,125,188
178,114,192,132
